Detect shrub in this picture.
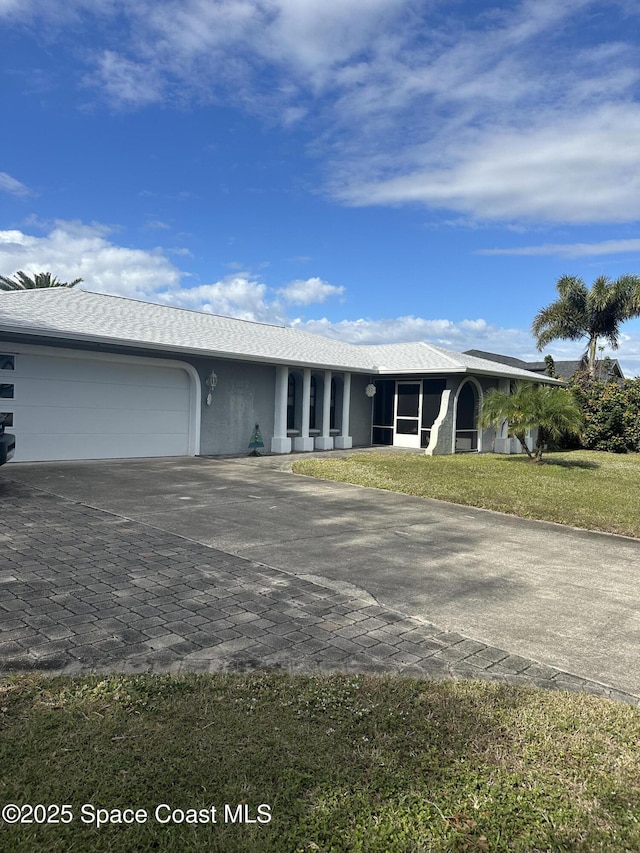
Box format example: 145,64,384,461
571,377,640,453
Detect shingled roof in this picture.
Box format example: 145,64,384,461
464,349,624,381
1,289,558,382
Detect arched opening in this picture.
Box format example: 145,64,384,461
454,379,481,452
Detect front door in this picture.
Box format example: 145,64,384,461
393,381,422,448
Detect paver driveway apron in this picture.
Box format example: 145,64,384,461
2,455,640,699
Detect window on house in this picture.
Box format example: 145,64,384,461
309,376,317,429
0,412,13,427
372,379,394,445
0,355,15,371
287,374,296,431
330,378,337,429
0,384,14,399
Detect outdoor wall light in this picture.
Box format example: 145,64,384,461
205,370,218,406
365,383,377,397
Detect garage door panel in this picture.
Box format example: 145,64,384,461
16,405,190,436
10,351,195,462
16,377,191,411
18,356,188,390
16,430,191,462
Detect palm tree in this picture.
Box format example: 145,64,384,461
479,382,534,458
532,274,640,379
479,382,583,462
0,271,83,291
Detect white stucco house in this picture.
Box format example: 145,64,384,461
0,289,557,463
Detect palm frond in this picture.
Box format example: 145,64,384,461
0,271,82,291
480,382,582,460
533,273,640,371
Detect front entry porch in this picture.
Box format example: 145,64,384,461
371,376,482,455
271,365,353,454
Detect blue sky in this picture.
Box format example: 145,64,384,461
2,0,640,375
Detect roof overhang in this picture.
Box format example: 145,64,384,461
374,365,562,383
0,318,563,382
0,323,375,374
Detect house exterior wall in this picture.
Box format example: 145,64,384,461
477,375,499,453
187,357,373,455
1,334,376,458
490,377,511,454
186,357,276,456
1,330,541,459
349,373,374,447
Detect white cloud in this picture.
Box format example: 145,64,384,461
157,276,282,323
291,314,522,350
92,51,164,108
2,221,639,375
162,274,345,322
292,314,640,377
258,0,407,85
0,0,117,21
0,171,33,197
337,103,640,224
6,1,640,226
477,239,640,258
277,276,344,305
0,220,182,298
0,222,342,323
323,1,640,224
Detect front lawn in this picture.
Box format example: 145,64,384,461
2,672,640,852
292,450,640,537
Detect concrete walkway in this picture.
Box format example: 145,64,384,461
2,454,639,704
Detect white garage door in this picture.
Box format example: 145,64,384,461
9,350,196,462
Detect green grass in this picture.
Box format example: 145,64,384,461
292,450,640,537
2,672,640,852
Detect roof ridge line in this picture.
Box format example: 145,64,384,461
416,340,462,367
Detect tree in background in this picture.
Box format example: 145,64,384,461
0,271,83,291
544,354,556,377
571,377,640,453
480,382,583,462
532,274,640,379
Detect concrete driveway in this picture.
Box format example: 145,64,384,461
2,454,639,701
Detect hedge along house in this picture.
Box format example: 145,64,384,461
0,289,557,463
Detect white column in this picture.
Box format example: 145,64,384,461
293,368,314,452
334,372,352,449
271,365,291,454
315,369,334,450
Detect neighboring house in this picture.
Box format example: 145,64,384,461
0,289,558,463
464,350,625,383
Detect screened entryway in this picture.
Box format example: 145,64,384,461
455,380,480,452
394,381,421,447
372,378,446,449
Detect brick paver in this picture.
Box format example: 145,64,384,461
1,480,638,706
